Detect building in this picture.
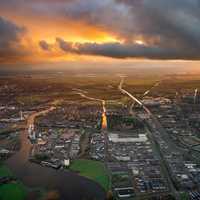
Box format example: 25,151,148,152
108,133,147,143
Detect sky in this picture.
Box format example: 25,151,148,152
0,0,200,70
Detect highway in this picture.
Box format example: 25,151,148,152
127,79,162,114
118,77,180,200
142,81,161,97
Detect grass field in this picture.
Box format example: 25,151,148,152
69,159,110,191
0,183,27,200
0,165,27,200
0,165,12,177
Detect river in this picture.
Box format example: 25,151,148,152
5,105,106,200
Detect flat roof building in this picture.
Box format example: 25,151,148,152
108,133,147,143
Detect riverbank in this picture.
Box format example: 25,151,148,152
4,106,106,200
69,159,111,191
0,165,27,200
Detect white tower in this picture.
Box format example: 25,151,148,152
194,89,198,104
20,111,23,120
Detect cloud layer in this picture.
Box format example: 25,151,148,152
40,36,200,60
0,16,26,63
1,0,200,62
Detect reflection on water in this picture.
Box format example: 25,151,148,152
101,101,107,130
102,112,107,130
5,108,105,200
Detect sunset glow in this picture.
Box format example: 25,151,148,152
0,0,200,68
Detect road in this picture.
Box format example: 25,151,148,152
142,81,161,97
118,77,180,200
125,78,162,114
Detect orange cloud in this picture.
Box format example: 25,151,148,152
0,9,120,64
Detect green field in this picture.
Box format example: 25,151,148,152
180,192,189,200
0,166,12,177
0,165,27,200
0,183,27,200
69,159,110,191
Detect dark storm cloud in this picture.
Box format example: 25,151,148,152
113,0,200,52
43,38,200,60
1,0,200,60
0,16,26,62
43,0,200,59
